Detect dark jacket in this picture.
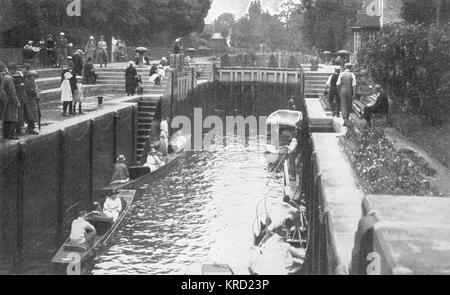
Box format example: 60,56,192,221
72,54,84,76
0,74,20,122
371,91,389,114
125,66,138,92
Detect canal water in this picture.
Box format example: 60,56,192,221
90,135,284,275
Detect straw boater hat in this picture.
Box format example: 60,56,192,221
60,32,65,36
89,36,94,40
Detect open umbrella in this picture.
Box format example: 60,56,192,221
187,48,197,52
336,50,350,55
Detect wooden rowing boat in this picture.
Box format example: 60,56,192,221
101,133,191,193
202,263,234,275
51,190,136,266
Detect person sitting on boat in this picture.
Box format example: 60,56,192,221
288,137,298,181
111,155,129,184
145,147,165,172
251,218,305,275
152,134,169,156
103,193,123,222
69,211,97,246
267,195,300,234
160,117,169,138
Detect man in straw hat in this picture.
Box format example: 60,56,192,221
337,63,357,126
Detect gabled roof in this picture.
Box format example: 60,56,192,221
350,13,381,30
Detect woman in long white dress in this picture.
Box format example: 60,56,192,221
60,72,73,116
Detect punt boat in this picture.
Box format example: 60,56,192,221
51,132,191,270
249,157,307,275
101,132,191,193
202,263,234,275
51,190,136,267
264,110,303,164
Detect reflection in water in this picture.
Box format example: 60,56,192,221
90,136,284,275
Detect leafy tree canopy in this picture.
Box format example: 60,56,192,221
0,0,212,47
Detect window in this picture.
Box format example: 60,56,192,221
353,31,362,52
368,31,376,42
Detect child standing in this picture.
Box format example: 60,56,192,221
72,76,84,114
60,71,73,116
136,74,143,95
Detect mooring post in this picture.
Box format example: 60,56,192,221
15,142,25,274
56,130,65,244
88,120,94,206
113,112,118,162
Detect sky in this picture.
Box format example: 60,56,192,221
205,0,284,23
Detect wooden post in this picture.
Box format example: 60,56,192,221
56,130,65,245
88,120,94,206
15,142,25,274
113,112,118,162
131,105,137,164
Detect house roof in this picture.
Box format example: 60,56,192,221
350,13,381,30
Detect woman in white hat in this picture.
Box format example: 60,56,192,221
60,71,73,116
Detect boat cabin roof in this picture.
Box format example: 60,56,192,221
266,110,303,128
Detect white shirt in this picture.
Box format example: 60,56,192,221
268,203,300,232
254,234,296,275
160,120,169,134
288,139,298,153
336,69,357,87
103,197,122,213
69,217,95,244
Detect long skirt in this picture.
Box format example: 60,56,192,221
340,85,353,121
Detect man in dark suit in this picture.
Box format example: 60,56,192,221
364,84,389,127
1,61,21,140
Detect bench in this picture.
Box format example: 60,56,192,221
353,93,377,119
353,94,393,125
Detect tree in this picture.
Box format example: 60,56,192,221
0,0,212,47
214,13,235,38
401,0,450,27
357,23,450,125
300,0,360,51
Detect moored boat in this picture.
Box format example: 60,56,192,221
101,132,191,193
51,190,136,269
264,110,303,164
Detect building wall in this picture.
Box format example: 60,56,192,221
382,0,404,27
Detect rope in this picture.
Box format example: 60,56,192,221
68,124,91,143
0,154,17,171
96,117,115,132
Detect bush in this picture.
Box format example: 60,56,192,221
341,123,437,196
357,23,450,125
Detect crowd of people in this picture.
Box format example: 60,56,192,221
125,57,169,96
0,62,41,140
22,33,127,69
